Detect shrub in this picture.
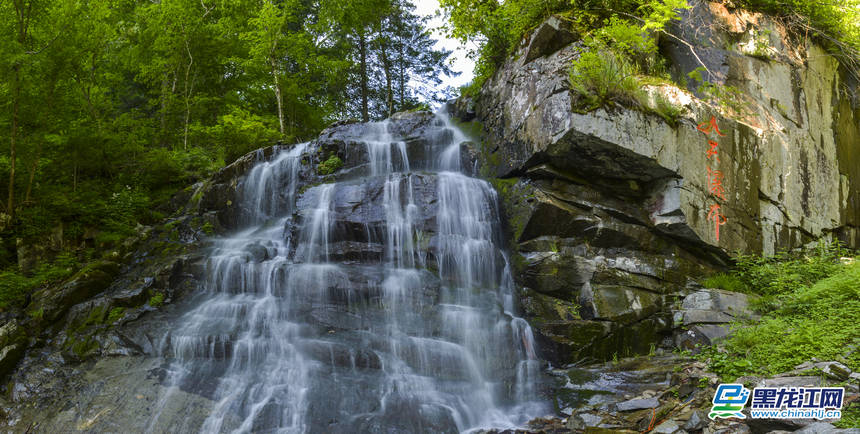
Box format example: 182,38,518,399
701,272,747,293
567,12,682,112
737,0,859,76
0,271,32,309
697,243,859,382
569,49,643,110
317,154,343,176
192,106,282,164
734,241,849,296
704,262,860,380
0,251,80,309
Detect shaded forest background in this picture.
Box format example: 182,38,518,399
0,0,453,284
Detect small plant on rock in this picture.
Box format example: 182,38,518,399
701,272,747,293
317,154,343,176
107,307,125,323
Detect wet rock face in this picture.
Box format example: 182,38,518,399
293,173,440,258
2,109,547,433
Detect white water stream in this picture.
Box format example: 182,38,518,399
149,112,548,433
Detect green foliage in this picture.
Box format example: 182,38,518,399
442,0,686,94
317,154,344,176
733,241,850,296
736,0,859,72
0,271,32,309
697,347,757,381
0,251,79,309
200,222,215,235
639,0,689,31
107,307,125,323
0,0,453,271
686,67,754,117
445,0,858,100
440,0,572,93
192,107,281,164
567,6,684,112
569,49,643,110
29,307,44,320
834,404,860,429
701,272,748,293
697,255,859,382
750,29,774,59
149,293,165,307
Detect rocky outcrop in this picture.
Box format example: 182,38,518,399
453,0,859,364
521,354,860,434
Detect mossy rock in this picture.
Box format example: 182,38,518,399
317,154,344,176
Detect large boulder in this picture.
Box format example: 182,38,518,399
672,288,759,350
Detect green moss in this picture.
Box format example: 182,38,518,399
317,154,343,176
488,177,532,244
190,188,205,206
149,293,164,307
107,307,125,323
511,253,528,275
84,304,109,327
66,335,99,359
449,118,484,143
201,222,215,235
648,92,685,126
28,307,44,320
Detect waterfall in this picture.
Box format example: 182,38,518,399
149,112,548,433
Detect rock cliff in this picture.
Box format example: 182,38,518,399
450,0,859,364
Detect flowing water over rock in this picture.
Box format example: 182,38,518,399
149,113,549,433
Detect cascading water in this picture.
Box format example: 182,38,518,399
149,112,549,433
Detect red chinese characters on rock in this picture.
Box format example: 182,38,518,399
706,140,720,163
707,167,726,200
699,116,728,242
707,203,727,242
697,116,725,137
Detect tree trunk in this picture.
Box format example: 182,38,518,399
160,74,168,142
9,0,33,220
25,77,57,205
183,38,194,150
398,38,405,110
380,42,393,117
8,68,20,219
24,136,41,204
271,57,285,136
359,31,369,122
